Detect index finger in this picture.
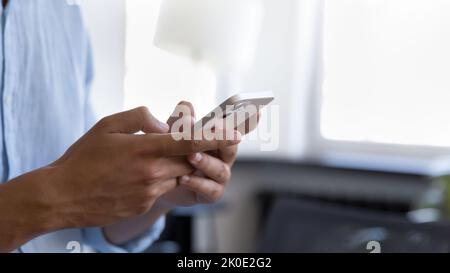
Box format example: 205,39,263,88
147,131,241,156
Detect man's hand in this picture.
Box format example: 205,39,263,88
0,107,240,252
51,106,240,226
156,101,258,208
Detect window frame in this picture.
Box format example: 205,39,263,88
306,0,450,175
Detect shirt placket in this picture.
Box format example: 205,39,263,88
0,4,7,183
0,0,16,182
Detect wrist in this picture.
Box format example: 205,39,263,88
0,167,65,251
13,167,68,232
29,166,70,231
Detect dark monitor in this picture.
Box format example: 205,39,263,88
258,197,450,253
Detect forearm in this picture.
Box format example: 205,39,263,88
103,199,172,246
0,167,66,252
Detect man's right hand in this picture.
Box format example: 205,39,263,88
0,107,240,252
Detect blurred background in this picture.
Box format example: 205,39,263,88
80,0,450,252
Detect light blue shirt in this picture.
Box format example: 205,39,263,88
0,0,164,253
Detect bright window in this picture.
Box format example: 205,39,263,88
321,0,450,148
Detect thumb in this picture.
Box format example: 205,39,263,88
167,101,196,129
96,107,169,134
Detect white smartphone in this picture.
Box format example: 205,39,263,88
194,91,275,131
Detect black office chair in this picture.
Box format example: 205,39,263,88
258,197,450,253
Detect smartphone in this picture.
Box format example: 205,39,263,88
194,91,275,131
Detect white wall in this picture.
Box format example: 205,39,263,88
80,0,127,119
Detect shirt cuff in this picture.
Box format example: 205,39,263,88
82,216,166,253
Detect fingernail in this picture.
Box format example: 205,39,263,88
180,175,190,184
189,153,203,164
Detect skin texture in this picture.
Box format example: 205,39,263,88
0,106,240,252
103,101,259,245
160,100,259,207
159,102,239,207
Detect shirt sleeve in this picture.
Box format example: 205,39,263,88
82,216,166,253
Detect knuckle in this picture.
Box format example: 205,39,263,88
98,116,113,128
137,106,151,124
141,164,165,180
179,101,194,113
180,100,193,107
228,148,238,158
145,187,161,199
209,187,223,202
136,106,150,115
217,164,231,182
